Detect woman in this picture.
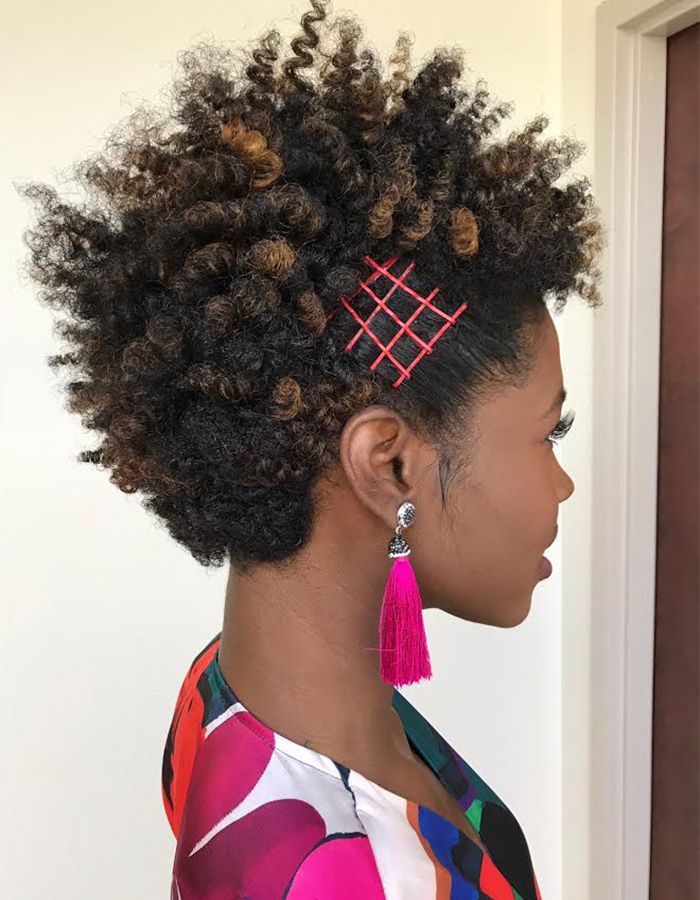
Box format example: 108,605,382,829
19,0,604,895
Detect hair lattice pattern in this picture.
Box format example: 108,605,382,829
326,255,469,387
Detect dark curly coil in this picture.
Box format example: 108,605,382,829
17,0,605,571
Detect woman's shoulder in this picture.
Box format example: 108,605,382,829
162,632,387,896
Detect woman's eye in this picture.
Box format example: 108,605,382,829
546,409,576,446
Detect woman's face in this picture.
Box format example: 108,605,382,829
414,309,575,627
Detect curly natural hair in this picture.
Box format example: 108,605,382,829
16,0,605,573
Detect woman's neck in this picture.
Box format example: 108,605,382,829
218,527,413,775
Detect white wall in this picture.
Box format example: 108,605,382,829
559,2,605,897
1,1,601,896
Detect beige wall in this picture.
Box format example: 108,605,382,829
1,1,603,896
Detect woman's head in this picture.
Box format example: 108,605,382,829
327,304,574,629
18,0,603,621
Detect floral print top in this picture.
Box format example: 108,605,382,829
162,632,542,899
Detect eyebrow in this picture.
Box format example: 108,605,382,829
542,386,567,419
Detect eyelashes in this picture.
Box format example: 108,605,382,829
547,409,576,445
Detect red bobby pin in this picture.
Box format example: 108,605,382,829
326,255,468,387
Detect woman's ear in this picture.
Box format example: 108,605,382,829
338,406,434,530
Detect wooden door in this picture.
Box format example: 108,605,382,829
649,21,699,899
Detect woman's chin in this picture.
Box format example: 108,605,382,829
428,581,537,626
499,588,536,628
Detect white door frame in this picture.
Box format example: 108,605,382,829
591,1,699,897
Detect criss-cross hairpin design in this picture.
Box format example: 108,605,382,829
326,255,468,387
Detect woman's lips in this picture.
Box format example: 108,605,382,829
537,525,558,578
538,555,553,578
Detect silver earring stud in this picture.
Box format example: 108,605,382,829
387,500,416,558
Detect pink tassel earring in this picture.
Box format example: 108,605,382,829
379,501,433,688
